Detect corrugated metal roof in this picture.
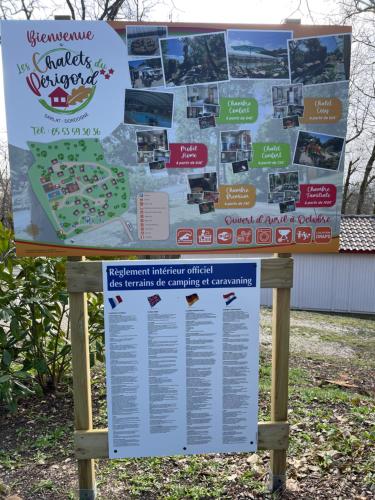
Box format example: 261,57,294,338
340,215,375,253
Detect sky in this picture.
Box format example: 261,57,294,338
228,30,293,51
160,37,185,59
0,0,340,140
129,58,162,69
165,0,334,25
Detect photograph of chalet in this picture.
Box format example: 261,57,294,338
160,32,229,87
187,106,203,118
283,115,299,129
221,130,252,151
272,84,303,107
188,172,217,193
273,105,288,118
136,130,169,152
137,151,154,163
288,34,351,85
187,84,219,106
228,30,291,79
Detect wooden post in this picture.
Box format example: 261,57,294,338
69,257,96,500
55,10,95,495
269,253,292,492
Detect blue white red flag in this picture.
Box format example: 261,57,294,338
108,295,123,309
223,292,237,305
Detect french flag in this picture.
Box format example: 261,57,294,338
108,295,123,309
223,292,237,305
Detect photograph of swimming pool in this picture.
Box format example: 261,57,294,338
124,89,174,128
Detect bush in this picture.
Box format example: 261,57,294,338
0,223,104,411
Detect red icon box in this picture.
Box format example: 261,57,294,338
197,228,213,245
256,228,273,245
176,228,193,245
275,227,293,245
315,226,332,243
217,228,233,244
236,228,252,244
295,226,312,244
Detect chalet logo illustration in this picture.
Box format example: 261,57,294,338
24,40,114,114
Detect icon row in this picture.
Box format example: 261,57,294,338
176,226,332,246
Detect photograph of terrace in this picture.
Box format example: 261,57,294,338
128,58,163,88
160,32,229,87
124,89,174,128
127,25,167,57
288,34,351,85
228,30,291,79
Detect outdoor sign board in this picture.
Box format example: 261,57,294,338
103,258,260,457
1,20,351,255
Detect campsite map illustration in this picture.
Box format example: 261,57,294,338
1,20,351,255
28,139,130,241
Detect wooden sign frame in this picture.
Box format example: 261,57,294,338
66,255,293,499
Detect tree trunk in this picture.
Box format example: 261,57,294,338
341,158,359,213
356,142,375,214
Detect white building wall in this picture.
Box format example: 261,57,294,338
261,254,375,314
182,253,375,314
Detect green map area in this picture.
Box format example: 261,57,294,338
28,139,130,240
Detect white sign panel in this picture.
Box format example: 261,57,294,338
103,259,260,458
1,21,351,256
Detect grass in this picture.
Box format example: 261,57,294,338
30,479,56,493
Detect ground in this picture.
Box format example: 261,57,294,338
28,139,130,241
0,308,374,499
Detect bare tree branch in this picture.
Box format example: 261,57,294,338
356,141,375,213
64,0,76,19
80,0,85,19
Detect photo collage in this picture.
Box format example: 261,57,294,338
136,129,169,173
187,173,219,215
220,130,252,174
268,171,300,213
0,18,354,258
127,26,167,90
271,83,304,129
186,84,220,129
123,27,350,215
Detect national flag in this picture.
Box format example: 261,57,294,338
148,294,161,307
223,292,237,305
108,295,123,309
186,293,199,306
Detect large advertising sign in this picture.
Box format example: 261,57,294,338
103,259,260,457
1,21,351,255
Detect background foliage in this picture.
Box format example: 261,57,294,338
0,222,104,411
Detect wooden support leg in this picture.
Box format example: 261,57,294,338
269,254,292,492
70,288,96,499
